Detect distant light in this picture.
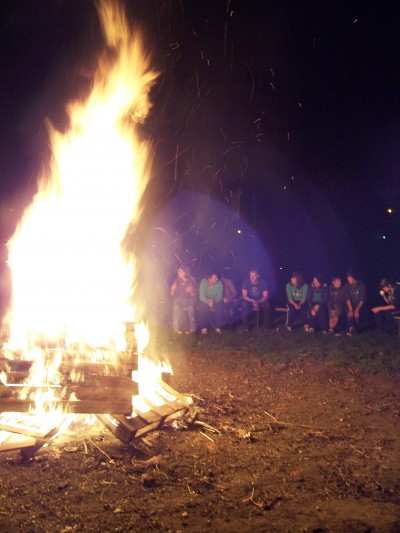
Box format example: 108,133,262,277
237,229,242,234
382,235,387,240
387,208,393,214
279,266,283,270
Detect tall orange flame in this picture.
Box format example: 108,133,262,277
4,0,158,357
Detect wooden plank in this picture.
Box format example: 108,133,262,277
113,414,149,430
0,359,32,372
1,373,138,389
0,382,137,401
96,414,136,444
1,358,137,377
19,426,61,460
0,399,133,414
134,420,165,438
0,425,60,457
0,413,67,438
0,435,37,452
132,400,163,424
141,397,176,419
155,379,192,408
97,413,157,444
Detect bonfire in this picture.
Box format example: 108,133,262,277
0,0,193,458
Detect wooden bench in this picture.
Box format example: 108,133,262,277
274,307,289,326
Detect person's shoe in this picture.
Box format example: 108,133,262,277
308,327,315,334
201,328,208,335
328,328,334,335
286,326,292,332
322,330,328,334
304,325,309,332
347,326,356,336
185,329,195,335
174,330,183,335
215,328,222,334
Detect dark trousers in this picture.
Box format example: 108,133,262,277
287,302,308,328
374,310,396,334
346,305,368,331
223,300,240,328
309,304,329,331
241,301,271,328
198,301,224,329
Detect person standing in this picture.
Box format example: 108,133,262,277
286,272,308,331
344,270,367,335
170,265,197,334
241,268,270,330
198,271,224,334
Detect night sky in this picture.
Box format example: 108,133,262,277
0,0,399,305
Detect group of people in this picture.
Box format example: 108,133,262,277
170,266,270,335
287,271,400,335
170,265,400,336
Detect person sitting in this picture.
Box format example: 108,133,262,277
307,274,329,333
241,268,270,330
327,275,346,334
221,268,239,329
371,278,400,333
344,270,367,335
198,271,224,334
286,272,308,331
170,265,197,334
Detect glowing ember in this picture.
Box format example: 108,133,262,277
0,0,165,427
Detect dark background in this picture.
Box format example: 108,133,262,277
0,0,399,307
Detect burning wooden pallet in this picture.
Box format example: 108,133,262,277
0,355,138,414
0,351,193,458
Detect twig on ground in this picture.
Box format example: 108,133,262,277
88,438,114,463
200,431,214,442
193,420,221,434
242,486,264,509
257,410,332,431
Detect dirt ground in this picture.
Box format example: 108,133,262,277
0,339,400,532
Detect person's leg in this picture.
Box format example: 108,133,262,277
299,304,308,328
172,299,183,331
242,301,251,328
329,308,339,331
214,302,225,329
355,306,369,332
382,311,395,333
186,302,196,332
198,302,209,331
308,310,317,330
318,305,329,331
347,309,356,330
287,303,296,328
